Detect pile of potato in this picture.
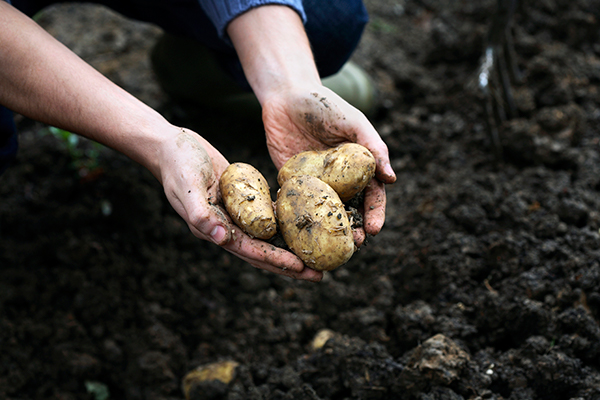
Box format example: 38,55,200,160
219,143,376,271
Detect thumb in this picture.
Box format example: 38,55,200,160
187,198,233,246
208,223,229,245
363,137,396,184
355,121,396,184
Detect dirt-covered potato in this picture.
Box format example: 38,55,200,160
277,143,376,202
219,163,277,240
276,175,355,271
182,360,239,400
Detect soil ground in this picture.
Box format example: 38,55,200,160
1,1,600,399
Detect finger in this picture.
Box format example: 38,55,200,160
362,178,387,236
354,119,396,184
292,267,323,282
353,227,366,248
224,229,304,271
185,199,233,245
220,229,324,282
237,253,324,282
372,145,397,184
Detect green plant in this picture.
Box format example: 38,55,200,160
369,18,397,34
85,381,110,400
46,126,104,175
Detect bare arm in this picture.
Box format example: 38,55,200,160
0,2,173,174
0,2,321,281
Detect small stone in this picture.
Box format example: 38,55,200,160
311,329,339,350
399,334,470,390
182,360,240,400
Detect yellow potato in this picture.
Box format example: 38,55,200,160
182,361,239,400
276,175,355,271
277,143,376,202
219,163,277,240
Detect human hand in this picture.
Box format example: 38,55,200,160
261,85,397,246
158,128,323,282
226,5,395,247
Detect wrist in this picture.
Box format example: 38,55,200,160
132,118,183,184
227,5,321,105
92,102,180,184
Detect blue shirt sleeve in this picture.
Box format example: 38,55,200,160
198,0,306,39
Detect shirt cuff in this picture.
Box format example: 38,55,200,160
198,0,307,40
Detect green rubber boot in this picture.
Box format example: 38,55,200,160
150,33,262,120
150,33,378,120
322,61,378,118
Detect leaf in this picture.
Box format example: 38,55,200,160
84,381,110,400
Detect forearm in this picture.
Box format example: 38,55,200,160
0,2,174,178
226,5,320,104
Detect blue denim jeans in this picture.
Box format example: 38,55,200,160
0,106,18,175
1,0,368,172
13,0,368,84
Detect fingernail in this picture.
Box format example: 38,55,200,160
210,225,227,244
384,164,396,180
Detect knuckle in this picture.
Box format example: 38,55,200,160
188,207,211,231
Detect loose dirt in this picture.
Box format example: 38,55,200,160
1,1,599,399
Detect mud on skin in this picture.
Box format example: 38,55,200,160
300,92,356,146
1,0,600,399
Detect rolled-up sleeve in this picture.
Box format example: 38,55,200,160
198,0,306,39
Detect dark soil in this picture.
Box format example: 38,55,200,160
2,1,600,399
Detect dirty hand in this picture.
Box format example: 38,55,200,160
227,5,396,248
159,128,322,282
262,85,397,245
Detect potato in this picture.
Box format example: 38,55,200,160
219,163,277,240
182,360,239,400
276,175,355,271
277,143,376,202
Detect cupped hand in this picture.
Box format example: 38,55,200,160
158,128,323,282
262,85,397,245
